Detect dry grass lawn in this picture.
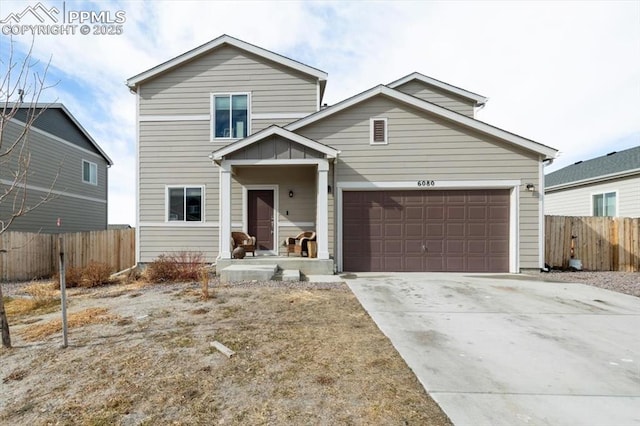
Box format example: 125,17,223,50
1,280,452,425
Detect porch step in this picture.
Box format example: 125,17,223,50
282,269,301,282
219,264,278,283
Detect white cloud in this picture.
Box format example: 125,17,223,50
1,0,638,225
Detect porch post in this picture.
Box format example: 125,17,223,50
219,162,232,259
316,160,330,260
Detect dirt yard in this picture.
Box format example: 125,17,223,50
1,279,452,425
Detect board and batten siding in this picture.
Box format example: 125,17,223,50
0,120,108,233
295,95,541,269
545,175,640,217
392,80,476,117
138,45,318,119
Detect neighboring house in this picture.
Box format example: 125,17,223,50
0,103,113,233
545,146,640,218
126,34,557,273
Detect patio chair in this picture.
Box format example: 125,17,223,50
231,231,256,256
283,231,316,257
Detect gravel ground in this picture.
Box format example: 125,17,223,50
539,271,640,298
3,271,639,298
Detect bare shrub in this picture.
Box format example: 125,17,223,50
145,255,179,283
145,251,206,283
52,262,113,288
168,251,205,281
81,261,114,288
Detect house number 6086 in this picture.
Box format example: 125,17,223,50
417,180,435,187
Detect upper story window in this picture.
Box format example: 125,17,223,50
82,160,97,185
212,93,249,139
370,117,388,145
167,186,203,222
593,191,616,217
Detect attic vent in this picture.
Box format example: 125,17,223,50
574,161,583,165
607,151,617,156
370,117,388,145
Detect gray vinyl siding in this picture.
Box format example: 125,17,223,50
545,175,640,217
295,95,541,269
138,45,318,122
392,80,476,117
0,120,108,233
138,226,218,262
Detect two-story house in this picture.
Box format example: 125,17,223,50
0,103,112,233
126,34,557,274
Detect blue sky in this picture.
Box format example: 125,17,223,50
1,0,639,225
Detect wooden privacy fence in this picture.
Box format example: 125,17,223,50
0,228,135,281
545,216,640,272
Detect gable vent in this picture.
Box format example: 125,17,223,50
373,120,385,142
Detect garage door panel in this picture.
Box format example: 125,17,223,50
343,190,510,272
468,223,487,237
447,206,466,219
447,223,465,237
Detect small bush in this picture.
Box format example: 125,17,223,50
82,261,113,287
53,261,113,288
145,251,206,283
145,255,179,283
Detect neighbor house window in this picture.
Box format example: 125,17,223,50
370,117,388,144
593,192,616,217
82,160,97,185
167,186,203,222
213,93,249,139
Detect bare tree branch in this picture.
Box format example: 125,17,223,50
0,36,59,348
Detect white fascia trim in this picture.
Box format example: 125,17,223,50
252,112,310,120
213,127,339,160
287,85,557,159
0,179,107,204
335,180,521,273
387,72,488,104
126,34,328,89
8,118,106,162
337,180,521,190
545,168,640,192
139,222,243,228
139,114,210,122
227,159,329,168
135,90,141,263
538,158,545,269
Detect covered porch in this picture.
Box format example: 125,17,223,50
211,126,339,276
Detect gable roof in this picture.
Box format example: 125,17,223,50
7,102,113,165
126,34,328,98
287,85,557,160
545,145,640,190
211,125,340,161
387,72,488,106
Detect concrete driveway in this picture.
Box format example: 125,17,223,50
347,273,640,426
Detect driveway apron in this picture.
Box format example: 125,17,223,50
347,273,640,426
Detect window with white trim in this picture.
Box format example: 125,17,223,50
593,192,616,217
212,93,249,139
370,117,388,145
82,160,97,185
167,186,203,222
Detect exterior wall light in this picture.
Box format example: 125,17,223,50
526,183,536,192
289,190,294,198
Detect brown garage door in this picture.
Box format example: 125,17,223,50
343,190,510,272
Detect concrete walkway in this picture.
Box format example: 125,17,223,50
347,273,640,426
